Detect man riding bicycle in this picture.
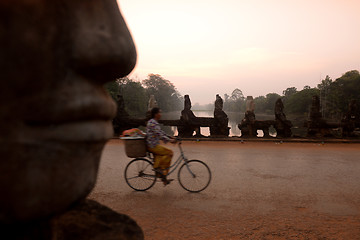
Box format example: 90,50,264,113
146,107,177,185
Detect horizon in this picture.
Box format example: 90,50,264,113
118,0,360,104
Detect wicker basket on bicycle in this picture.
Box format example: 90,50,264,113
122,137,147,158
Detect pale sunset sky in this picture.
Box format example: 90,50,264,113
117,0,360,104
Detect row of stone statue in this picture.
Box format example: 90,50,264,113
177,95,293,138
114,94,360,138
306,96,359,138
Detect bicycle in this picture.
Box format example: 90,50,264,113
124,139,211,193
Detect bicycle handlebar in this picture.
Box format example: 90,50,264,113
176,137,182,144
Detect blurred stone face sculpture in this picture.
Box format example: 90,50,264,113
0,0,136,224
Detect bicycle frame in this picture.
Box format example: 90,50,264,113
147,141,196,178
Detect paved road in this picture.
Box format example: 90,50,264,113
90,139,360,239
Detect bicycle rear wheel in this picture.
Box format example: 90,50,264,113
124,158,156,191
178,160,211,193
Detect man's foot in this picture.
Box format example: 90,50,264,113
162,178,174,186
154,168,164,178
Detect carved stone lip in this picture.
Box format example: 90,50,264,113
22,120,114,143
25,95,117,125
22,96,117,142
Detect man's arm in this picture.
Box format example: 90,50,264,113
154,123,171,143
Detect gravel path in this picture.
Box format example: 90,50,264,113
90,140,360,239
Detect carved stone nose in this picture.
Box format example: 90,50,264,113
71,0,137,84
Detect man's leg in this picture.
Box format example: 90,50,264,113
152,154,161,169
148,145,173,174
158,148,173,175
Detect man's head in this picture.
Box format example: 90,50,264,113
0,0,136,223
151,107,162,121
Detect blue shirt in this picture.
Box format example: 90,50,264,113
146,119,170,148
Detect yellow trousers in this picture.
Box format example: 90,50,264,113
147,145,173,175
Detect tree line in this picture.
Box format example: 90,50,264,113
106,70,360,120
221,70,360,119
105,74,183,117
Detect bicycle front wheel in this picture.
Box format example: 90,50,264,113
178,160,211,193
124,158,156,191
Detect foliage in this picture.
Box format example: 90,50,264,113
223,88,246,112
119,77,148,117
105,74,183,117
282,87,297,98
104,81,120,101
284,88,320,115
142,74,183,112
231,88,245,101
105,70,360,121
222,70,359,119
321,70,360,118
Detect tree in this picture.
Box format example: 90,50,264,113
105,81,120,101
231,88,245,101
282,87,297,98
324,70,360,118
142,74,182,112
254,96,266,113
222,89,246,112
118,77,148,117
263,93,281,113
317,75,332,91
284,88,320,115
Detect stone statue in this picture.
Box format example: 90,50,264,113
178,95,201,137
148,95,158,110
211,94,230,137
113,94,145,135
239,96,257,137
0,1,142,239
215,94,224,110
146,95,159,120
246,96,255,112
307,95,330,137
342,100,359,137
274,98,292,138
309,95,322,121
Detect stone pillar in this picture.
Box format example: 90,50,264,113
274,98,292,138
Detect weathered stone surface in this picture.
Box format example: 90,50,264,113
53,200,144,240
